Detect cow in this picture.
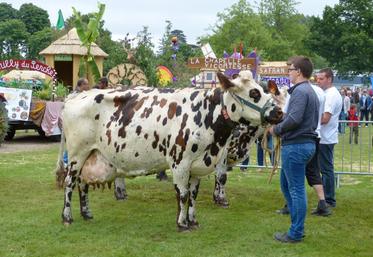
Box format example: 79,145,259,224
91,82,287,207
60,70,283,231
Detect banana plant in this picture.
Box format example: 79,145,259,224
72,3,105,83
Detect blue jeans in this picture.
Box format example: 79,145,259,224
280,142,315,240
319,144,336,207
338,112,346,134
257,135,274,166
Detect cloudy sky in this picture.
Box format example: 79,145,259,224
9,0,339,48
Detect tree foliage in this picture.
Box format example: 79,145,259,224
28,27,54,59
307,0,373,74
18,3,50,35
200,0,271,58
134,26,159,86
0,3,18,23
0,19,29,59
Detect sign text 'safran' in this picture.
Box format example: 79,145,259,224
259,66,288,76
188,57,255,70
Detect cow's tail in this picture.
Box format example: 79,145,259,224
54,130,67,189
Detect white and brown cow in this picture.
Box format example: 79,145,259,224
60,70,283,231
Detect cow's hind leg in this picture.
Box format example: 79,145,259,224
188,177,201,229
173,170,190,232
78,180,93,220
114,177,128,200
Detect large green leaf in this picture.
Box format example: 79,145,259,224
88,58,101,82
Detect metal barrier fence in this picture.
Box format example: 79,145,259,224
335,120,373,187
236,120,373,188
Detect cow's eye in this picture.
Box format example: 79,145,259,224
232,73,239,79
249,89,261,103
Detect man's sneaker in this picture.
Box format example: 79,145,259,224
311,207,332,216
276,206,290,215
274,232,302,243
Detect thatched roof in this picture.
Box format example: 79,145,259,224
39,28,108,57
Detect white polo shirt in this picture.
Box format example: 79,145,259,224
320,86,342,144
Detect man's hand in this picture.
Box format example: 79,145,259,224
269,126,275,136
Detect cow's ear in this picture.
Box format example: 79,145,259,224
217,72,235,90
267,80,280,96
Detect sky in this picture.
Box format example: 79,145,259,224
9,0,340,49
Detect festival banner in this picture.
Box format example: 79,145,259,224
261,76,291,89
0,87,32,121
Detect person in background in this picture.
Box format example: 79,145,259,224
338,89,350,134
317,68,342,208
347,104,359,144
359,90,371,127
95,77,109,89
74,78,90,93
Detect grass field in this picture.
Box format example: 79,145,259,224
1,131,373,257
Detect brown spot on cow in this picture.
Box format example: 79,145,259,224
144,133,148,139
160,98,168,108
106,129,112,145
168,102,178,119
94,114,100,120
121,143,126,150
157,115,161,122
135,152,139,157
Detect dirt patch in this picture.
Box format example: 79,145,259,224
0,133,60,153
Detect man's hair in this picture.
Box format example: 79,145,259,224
318,67,334,82
77,78,87,87
99,77,108,85
287,56,313,79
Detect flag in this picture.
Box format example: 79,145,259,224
56,9,65,30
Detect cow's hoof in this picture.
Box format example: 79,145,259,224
62,217,73,226
177,225,191,233
188,221,200,230
81,212,93,220
115,194,128,201
214,198,229,208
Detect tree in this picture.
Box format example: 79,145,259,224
135,26,159,86
0,19,29,59
18,3,50,35
199,0,271,58
307,0,373,74
0,3,18,23
28,27,54,59
258,0,311,60
96,28,128,75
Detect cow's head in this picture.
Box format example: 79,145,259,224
217,70,283,125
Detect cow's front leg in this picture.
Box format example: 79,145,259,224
173,170,190,232
213,160,229,208
188,177,201,229
78,180,93,220
114,177,127,200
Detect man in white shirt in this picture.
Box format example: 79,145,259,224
317,68,342,208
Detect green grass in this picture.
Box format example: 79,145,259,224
1,132,373,257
